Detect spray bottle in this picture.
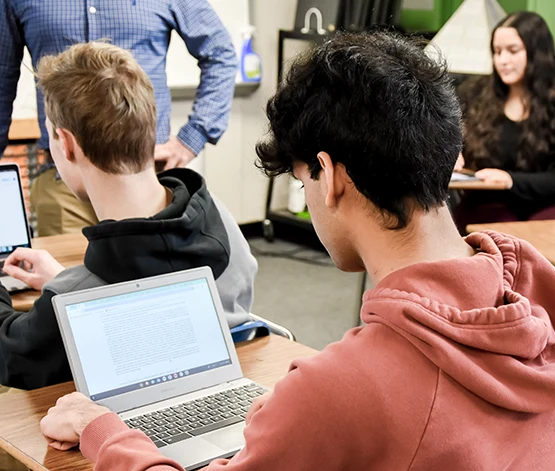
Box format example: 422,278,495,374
240,26,262,83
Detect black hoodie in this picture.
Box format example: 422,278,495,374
0,169,257,389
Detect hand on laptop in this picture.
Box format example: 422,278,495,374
154,136,196,171
3,248,65,291
40,392,109,451
245,391,272,425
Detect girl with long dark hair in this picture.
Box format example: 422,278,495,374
454,11,555,229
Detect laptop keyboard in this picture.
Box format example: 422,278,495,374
124,383,267,448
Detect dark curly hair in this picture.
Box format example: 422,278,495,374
461,11,555,172
256,31,463,229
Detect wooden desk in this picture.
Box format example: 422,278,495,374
0,336,317,471
448,179,510,191
467,220,555,264
11,233,88,311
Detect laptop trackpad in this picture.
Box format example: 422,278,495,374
162,424,244,470
202,422,245,450
1,275,29,293
162,438,224,469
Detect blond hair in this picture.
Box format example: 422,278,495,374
37,42,157,174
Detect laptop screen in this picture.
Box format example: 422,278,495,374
0,167,30,256
65,278,232,401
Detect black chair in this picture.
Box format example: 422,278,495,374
359,0,377,27
231,313,296,343
386,0,403,26
362,0,385,27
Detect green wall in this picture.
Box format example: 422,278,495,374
400,0,534,33
399,4,443,32
527,0,555,33
499,0,529,13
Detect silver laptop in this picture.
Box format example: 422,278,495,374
52,267,267,470
0,164,32,292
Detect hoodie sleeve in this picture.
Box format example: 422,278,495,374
211,196,257,328
0,284,72,389
81,413,186,471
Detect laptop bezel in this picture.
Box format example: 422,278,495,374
0,163,32,259
52,267,244,413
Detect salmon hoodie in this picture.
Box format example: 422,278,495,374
80,231,555,470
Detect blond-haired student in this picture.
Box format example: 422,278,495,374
0,42,256,391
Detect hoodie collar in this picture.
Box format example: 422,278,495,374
361,231,555,412
366,231,550,359
372,234,506,312
81,168,230,284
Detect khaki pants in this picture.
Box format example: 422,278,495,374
30,168,98,236
0,388,29,471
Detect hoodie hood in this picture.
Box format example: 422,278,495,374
82,168,230,283
362,231,555,413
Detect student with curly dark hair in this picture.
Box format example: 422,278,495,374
41,32,555,471
455,11,555,229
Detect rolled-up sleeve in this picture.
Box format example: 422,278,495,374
0,0,25,156
170,0,238,155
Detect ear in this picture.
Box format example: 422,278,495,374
56,128,78,164
316,152,345,208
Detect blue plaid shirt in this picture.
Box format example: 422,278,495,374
0,0,238,156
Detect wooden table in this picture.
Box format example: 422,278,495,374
11,233,88,311
467,220,555,264
0,336,317,471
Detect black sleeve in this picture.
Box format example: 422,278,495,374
508,168,555,203
0,285,72,389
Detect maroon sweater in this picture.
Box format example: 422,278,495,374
80,231,555,470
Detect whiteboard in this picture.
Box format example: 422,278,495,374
166,0,250,87
401,0,434,9
12,0,250,121
13,48,37,120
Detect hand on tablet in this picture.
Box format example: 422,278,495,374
3,248,65,291
454,153,465,172
474,168,513,188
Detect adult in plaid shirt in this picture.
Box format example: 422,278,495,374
0,0,237,235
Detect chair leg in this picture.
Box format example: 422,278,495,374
249,313,296,341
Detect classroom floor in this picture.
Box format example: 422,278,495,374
248,237,369,351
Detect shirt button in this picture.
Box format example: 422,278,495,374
89,6,97,14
